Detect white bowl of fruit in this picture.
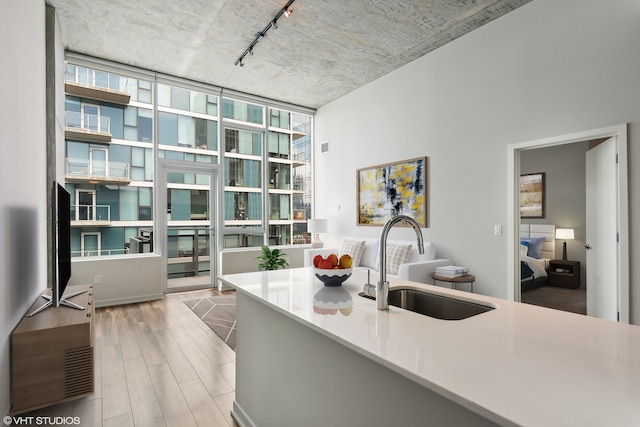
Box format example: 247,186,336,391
313,253,353,286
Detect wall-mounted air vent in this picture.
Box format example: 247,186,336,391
320,141,330,154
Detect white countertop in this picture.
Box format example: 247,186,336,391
219,268,640,427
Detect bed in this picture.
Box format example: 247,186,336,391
520,224,555,292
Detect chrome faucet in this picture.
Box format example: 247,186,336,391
377,215,424,310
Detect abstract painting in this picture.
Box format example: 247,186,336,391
520,172,545,218
357,157,427,227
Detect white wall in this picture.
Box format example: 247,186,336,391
314,0,640,324
221,246,306,275
0,0,48,415
69,255,163,307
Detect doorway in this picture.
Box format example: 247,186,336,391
508,124,629,323
157,159,221,294
76,189,96,221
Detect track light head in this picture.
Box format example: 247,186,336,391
234,0,296,67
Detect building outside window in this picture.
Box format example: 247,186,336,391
63,58,313,261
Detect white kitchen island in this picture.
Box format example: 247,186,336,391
218,268,640,427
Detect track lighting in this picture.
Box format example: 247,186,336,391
234,0,296,67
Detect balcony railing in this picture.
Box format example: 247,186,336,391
71,204,111,222
65,111,111,134
72,248,129,258
65,157,131,184
66,66,130,93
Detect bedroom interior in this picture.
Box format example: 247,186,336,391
516,130,627,320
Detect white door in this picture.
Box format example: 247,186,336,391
77,189,96,221
158,160,220,293
585,137,618,321
81,232,101,257
90,147,108,177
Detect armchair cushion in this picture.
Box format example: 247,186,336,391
376,243,413,275
338,238,366,267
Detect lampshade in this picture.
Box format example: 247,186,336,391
307,219,327,233
555,228,575,240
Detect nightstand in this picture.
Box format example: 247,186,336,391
548,260,580,289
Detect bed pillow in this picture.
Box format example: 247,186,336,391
520,243,529,257
521,237,545,259
375,243,412,275
338,239,366,267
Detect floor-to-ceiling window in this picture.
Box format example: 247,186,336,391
63,55,314,264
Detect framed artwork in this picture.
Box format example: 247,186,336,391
520,172,545,218
357,156,427,227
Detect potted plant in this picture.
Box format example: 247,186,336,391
255,245,289,270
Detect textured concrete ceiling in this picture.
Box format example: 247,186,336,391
47,0,532,109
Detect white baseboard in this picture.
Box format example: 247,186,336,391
94,293,163,308
231,401,256,427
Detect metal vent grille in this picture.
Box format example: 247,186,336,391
64,347,94,398
320,141,330,153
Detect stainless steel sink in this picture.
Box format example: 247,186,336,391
359,288,495,320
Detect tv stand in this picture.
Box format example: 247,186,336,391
27,288,88,316
11,285,94,414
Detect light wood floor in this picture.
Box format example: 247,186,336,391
20,288,239,427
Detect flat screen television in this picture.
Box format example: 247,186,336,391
28,182,86,316
52,182,71,306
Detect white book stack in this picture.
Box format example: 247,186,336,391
435,265,469,278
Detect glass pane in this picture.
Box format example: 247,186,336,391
95,71,109,88
119,187,138,220
223,225,264,249
101,105,124,139
139,88,152,104
196,174,210,186
169,189,190,220
67,141,88,159
167,173,184,184
159,111,177,146
139,187,151,206
191,92,207,114
124,106,137,126
207,95,218,116
127,78,138,101
132,167,145,181
77,67,89,85
132,147,144,167
138,108,153,142
158,83,171,107
207,120,218,151
178,115,194,147
191,190,208,220
124,126,138,141
172,87,190,111
145,148,154,181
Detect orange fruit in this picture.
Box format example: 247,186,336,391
327,253,339,267
339,254,353,268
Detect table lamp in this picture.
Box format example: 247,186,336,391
307,219,327,248
555,228,575,261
